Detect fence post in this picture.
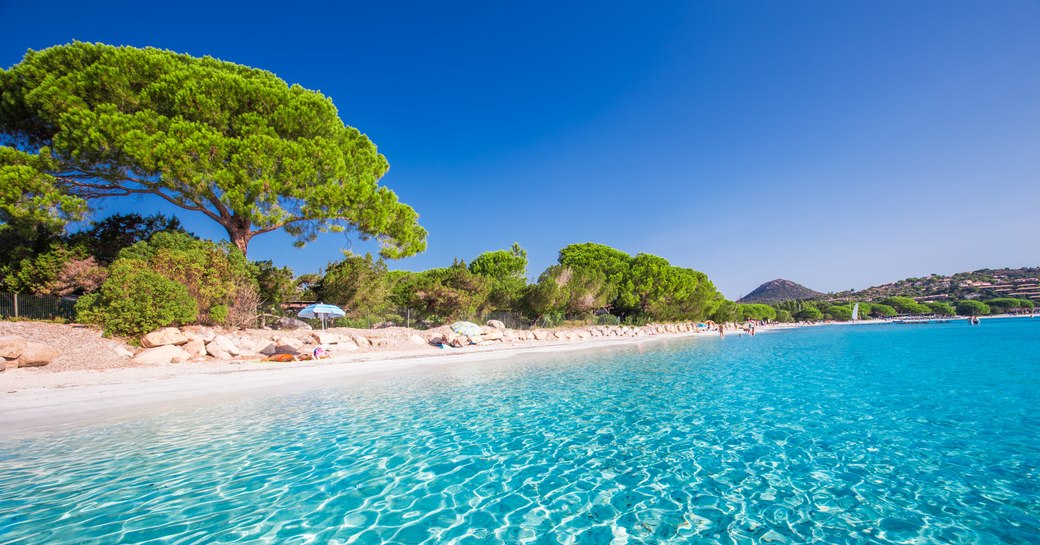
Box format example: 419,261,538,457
12,293,17,318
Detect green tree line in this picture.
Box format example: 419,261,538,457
764,295,1033,324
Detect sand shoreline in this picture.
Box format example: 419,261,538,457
3,326,786,432
10,315,1008,432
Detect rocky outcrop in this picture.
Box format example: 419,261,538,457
738,279,823,304
183,339,207,358
0,336,27,359
210,335,241,356
275,317,312,331
274,343,302,356
16,342,61,368
481,329,504,342
311,332,342,345
141,328,189,348
2,317,716,372
257,341,278,356
1,336,59,369
486,319,506,330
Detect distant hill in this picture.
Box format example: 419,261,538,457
832,267,1040,304
738,279,823,304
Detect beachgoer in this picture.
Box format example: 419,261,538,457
313,346,328,359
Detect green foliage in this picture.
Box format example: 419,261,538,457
826,305,853,321
317,253,392,318
1,42,426,257
469,243,527,278
870,304,897,318
628,254,717,320
553,243,722,321
855,302,871,318
0,147,86,231
985,298,1034,312
557,243,632,309
67,213,185,265
955,300,990,316
926,301,956,316
394,261,490,323
294,273,322,301
2,245,75,294
536,311,566,328
252,260,297,315
711,300,739,323
115,231,256,324
880,296,931,315
209,304,229,325
795,306,824,321
774,309,794,322
469,243,528,311
597,314,621,325
76,260,197,338
525,265,613,319
737,303,777,321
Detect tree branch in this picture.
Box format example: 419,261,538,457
57,175,224,224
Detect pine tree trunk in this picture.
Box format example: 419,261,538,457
227,223,251,256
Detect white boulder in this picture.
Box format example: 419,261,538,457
0,336,26,359
140,328,189,348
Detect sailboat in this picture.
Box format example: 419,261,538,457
851,303,859,321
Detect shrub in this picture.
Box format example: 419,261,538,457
985,298,1034,313
597,313,621,325
115,231,256,325
76,261,198,338
826,305,853,321
955,300,990,316
209,304,229,325
536,311,565,328
795,307,823,321
870,303,897,317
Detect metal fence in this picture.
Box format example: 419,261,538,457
0,292,78,321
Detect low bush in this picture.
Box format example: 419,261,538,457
76,261,198,339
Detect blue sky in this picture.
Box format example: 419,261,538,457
2,1,1038,298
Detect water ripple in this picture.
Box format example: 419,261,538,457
2,320,1039,544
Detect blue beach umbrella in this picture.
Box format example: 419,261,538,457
450,321,482,337
298,303,346,332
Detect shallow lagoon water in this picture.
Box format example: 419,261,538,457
1,319,1038,544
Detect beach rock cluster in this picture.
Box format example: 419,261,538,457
122,320,709,365
0,335,60,371
425,321,704,348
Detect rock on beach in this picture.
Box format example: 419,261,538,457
15,342,61,368
0,336,27,359
140,328,189,348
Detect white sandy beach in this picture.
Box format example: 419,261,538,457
2,326,776,432
9,315,997,432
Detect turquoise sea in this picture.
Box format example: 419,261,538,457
1,318,1038,544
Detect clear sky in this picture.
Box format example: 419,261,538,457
2,1,1038,298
